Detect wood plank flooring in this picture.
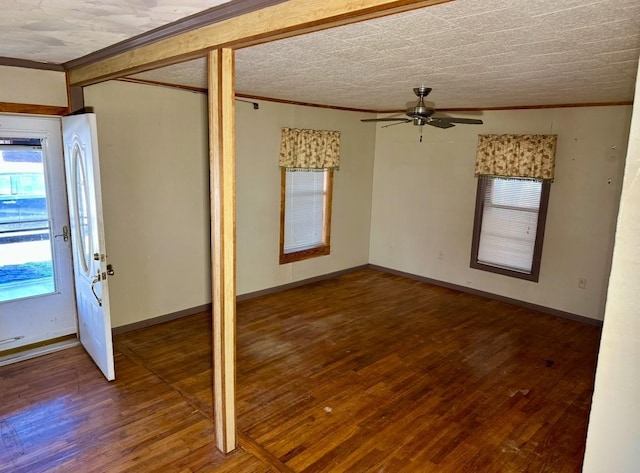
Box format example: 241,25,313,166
0,268,601,472
0,344,269,473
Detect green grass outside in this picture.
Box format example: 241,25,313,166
0,261,53,284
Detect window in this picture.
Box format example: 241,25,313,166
470,176,551,281
279,169,333,264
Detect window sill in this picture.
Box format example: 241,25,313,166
470,260,539,282
279,245,330,264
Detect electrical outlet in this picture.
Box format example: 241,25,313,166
438,250,444,260
578,278,587,289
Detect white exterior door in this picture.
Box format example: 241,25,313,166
0,115,76,351
62,113,115,381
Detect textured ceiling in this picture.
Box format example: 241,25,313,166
1,0,639,110
0,0,232,63
130,0,640,110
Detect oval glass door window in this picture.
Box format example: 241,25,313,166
73,143,91,275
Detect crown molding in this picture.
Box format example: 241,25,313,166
118,78,633,113
380,101,634,114
0,57,64,72
0,102,68,115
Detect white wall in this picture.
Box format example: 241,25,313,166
0,65,67,106
84,81,211,328
84,80,376,327
582,61,640,473
369,106,632,320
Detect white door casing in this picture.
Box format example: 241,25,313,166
62,113,115,381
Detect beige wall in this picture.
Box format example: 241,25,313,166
84,79,630,327
84,80,376,327
369,106,632,320
236,99,376,295
84,81,211,328
582,61,640,472
0,65,67,106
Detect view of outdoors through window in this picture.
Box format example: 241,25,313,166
0,139,55,303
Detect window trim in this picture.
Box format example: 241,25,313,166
279,168,333,264
470,176,551,282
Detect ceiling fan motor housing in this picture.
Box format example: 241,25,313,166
407,87,435,119
406,104,435,119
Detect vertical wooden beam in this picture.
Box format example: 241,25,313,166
208,48,237,454
68,86,85,114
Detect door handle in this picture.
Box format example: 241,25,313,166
54,225,69,242
91,271,103,307
91,264,114,307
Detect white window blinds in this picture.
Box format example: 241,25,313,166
477,177,542,273
283,170,327,254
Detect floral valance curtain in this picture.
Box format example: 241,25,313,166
475,134,557,180
279,127,341,171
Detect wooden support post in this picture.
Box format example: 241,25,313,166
208,48,237,454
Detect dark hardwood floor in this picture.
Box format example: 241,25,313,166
0,268,601,472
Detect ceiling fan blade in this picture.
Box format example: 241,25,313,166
434,117,484,125
381,120,412,128
427,118,456,129
361,118,411,122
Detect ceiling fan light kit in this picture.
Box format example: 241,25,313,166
361,87,483,141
